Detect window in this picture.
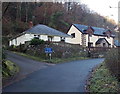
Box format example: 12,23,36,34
61,37,65,42
103,43,106,47
71,33,75,38
34,35,40,39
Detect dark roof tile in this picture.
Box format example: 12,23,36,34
25,24,70,37
73,24,114,37
114,40,120,47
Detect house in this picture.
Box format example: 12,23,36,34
66,24,115,47
9,24,71,46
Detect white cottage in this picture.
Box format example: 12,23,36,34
66,24,115,47
9,24,71,46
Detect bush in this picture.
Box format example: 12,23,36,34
8,45,19,51
18,44,27,53
2,60,19,79
30,38,45,45
2,48,7,63
2,50,6,61
105,48,120,80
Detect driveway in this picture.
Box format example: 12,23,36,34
3,51,104,92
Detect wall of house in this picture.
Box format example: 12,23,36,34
87,35,113,47
40,35,48,41
9,33,65,46
66,25,114,47
9,34,27,46
9,39,16,46
53,36,61,42
105,37,113,47
66,25,82,45
96,39,110,47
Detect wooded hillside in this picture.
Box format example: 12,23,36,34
2,2,116,37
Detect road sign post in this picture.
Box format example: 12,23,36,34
45,47,53,60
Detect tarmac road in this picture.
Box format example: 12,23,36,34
3,51,104,92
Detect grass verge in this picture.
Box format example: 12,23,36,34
2,60,19,80
87,62,120,92
13,52,88,64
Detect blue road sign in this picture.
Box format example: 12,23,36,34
45,48,53,53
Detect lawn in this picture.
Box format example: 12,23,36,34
87,62,120,92
13,51,88,64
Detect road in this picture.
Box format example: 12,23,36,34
3,51,54,87
3,51,104,92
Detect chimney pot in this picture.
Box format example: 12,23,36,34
29,21,33,28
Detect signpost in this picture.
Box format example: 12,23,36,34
45,47,53,60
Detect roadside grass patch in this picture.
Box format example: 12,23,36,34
87,62,120,92
14,52,88,64
2,60,19,79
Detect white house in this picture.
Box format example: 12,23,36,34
9,24,71,46
66,24,115,47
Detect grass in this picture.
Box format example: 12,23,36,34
13,52,88,64
2,60,19,79
0,65,2,89
87,62,120,92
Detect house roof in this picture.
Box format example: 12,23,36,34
73,24,115,37
114,40,120,47
25,24,70,37
95,38,110,45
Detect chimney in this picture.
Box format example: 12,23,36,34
29,21,33,28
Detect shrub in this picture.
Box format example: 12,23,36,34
8,45,19,51
18,44,27,53
30,38,45,45
2,50,6,61
2,47,7,62
105,48,120,80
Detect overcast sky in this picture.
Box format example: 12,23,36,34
80,0,119,23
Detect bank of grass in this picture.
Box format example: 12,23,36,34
14,52,88,64
87,62,120,92
2,60,19,79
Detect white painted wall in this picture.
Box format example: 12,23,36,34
53,36,61,42
65,37,72,43
89,35,113,47
9,33,66,46
67,25,82,45
66,25,114,47
40,35,48,41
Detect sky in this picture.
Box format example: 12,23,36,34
80,0,120,24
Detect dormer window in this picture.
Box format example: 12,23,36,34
83,30,87,32
86,26,94,35
103,30,112,38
